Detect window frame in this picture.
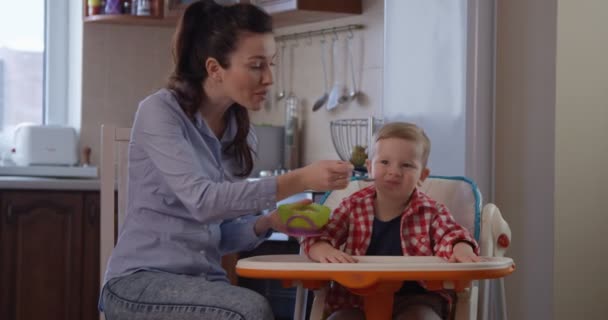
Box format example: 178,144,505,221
45,0,69,125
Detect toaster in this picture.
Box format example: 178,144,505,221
12,124,78,166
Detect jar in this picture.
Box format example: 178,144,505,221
88,0,102,15
136,0,150,16
104,0,122,14
128,0,137,15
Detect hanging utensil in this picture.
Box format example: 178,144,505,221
345,31,358,102
327,32,347,110
276,42,286,101
312,36,329,112
284,41,300,169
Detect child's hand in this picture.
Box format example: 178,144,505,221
309,241,358,263
449,242,481,263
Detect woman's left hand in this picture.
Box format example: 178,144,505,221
254,199,313,236
449,242,482,263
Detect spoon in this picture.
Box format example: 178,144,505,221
312,38,329,111
336,38,350,104
345,34,358,102
276,43,286,101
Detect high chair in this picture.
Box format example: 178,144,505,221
289,175,512,320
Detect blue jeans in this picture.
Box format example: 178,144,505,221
101,271,274,320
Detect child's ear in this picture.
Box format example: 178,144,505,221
365,159,372,176
417,167,430,187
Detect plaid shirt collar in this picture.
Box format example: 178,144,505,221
353,185,435,218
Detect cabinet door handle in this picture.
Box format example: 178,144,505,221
6,204,14,224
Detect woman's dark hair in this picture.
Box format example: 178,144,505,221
167,0,273,177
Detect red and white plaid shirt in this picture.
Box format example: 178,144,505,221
302,185,479,313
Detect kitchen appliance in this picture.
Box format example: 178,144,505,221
252,125,285,177
0,124,98,178
12,124,78,166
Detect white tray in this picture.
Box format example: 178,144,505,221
237,254,514,272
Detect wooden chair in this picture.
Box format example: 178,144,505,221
99,125,131,320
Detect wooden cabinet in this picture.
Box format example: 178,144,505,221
82,193,101,320
0,191,99,320
83,0,362,28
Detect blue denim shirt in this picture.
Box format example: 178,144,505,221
102,89,277,290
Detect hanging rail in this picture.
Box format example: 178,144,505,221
275,24,364,42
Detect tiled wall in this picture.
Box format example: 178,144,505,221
249,0,384,165
81,24,174,164
80,0,383,166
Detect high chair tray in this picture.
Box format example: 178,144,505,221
237,254,513,272
237,255,515,320
237,254,515,288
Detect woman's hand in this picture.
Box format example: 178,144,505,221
276,160,353,200
301,160,354,191
449,242,482,263
308,241,358,263
254,199,312,236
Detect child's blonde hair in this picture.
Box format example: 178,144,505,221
370,122,431,167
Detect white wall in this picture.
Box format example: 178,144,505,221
497,1,608,319
554,1,608,319
383,0,495,200
384,0,468,176
495,0,557,319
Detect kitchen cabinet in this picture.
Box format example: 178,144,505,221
0,186,270,319
252,0,362,27
82,193,101,320
83,0,362,28
0,190,99,320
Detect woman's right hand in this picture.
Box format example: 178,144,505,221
300,160,354,191
276,160,353,201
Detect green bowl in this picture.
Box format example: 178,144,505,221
277,203,331,235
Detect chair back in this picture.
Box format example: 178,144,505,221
320,176,481,240
99,125,131,303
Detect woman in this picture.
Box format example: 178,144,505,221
99,1,353,319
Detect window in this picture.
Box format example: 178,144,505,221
0,0,69,133
0,0,45,129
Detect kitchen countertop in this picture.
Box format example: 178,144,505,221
0,176,304,241
0,176,100,191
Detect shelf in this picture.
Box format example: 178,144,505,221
83,0,362,28
84,14,176,27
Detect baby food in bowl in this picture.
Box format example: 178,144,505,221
278,203,331,236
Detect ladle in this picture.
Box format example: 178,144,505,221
312,38,329,112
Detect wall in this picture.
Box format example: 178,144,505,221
80,0,383,166
495,0,556,319
497,0,608,319
81,24,174,164
554,0,608,318
249,0,384,165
